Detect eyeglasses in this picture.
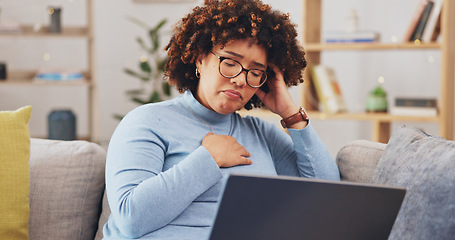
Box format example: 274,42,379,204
211,52,267,88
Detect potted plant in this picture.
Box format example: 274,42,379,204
114,17,171,120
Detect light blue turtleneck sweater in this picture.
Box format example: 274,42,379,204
103,90,340,239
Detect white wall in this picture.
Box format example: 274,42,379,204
1,0,453,157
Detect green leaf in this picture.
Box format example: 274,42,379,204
149,91,161,103
162,82,171,96
149,19,167,53
113,114,124,121
152,19,167,32
153,33,160,52
126,16,149,30
136,37,148,51
125,89,145,96
124,68,144,79
148,30,160,53
140,61,152,73
140,76,150,82
131,97,148,105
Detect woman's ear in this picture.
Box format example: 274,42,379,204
195,53,205,69
195,53,208,69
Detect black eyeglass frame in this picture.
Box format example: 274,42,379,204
210,51,268,88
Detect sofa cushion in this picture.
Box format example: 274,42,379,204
336,139,386,183
0,106,32,240
29,138,106,240
372,127,455,240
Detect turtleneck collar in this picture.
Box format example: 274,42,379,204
181,90,233,125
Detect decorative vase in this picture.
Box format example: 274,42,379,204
48,109,76,140
49,7,61,33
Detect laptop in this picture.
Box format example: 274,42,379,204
208,173,406,240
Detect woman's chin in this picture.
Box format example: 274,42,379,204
216,104,241,115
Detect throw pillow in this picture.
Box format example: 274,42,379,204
28,138,106,240
372,127,455,240
336,139,386,183
0,105,32,240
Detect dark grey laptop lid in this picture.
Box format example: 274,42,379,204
209,173,406,240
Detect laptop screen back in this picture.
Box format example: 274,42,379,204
209,174,405,240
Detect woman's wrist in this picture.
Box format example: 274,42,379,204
278,104,300,120
280,106,309,129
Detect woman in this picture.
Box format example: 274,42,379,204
103,0,340,239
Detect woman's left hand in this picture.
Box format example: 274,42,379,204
255,65,300,120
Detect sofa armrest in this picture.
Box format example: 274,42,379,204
336,140,386,183
29,138,106,240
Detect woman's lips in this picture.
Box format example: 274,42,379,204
223,90,242,100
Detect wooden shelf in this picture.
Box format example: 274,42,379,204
0,71,91,86
238,109,439,123
305,42,441,51
297,0,454,143
0,25,91,39
0,0,97,141
0,79,90,86
306,111,439,123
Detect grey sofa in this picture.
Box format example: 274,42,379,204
29,126,454,240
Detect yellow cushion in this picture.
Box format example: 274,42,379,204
0,106,32,240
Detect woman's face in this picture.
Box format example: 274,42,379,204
195,39,268,114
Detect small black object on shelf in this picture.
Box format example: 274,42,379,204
0,62,6,80
49,7,62,33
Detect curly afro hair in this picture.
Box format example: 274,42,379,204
165,0,307,110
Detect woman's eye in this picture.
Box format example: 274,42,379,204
250,71,262,78
222,59,237,67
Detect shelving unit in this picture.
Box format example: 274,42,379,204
0,0,98,141
300,0,454,143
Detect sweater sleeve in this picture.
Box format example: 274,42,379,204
268,121,340,181
105,107,223,238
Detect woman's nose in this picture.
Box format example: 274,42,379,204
230,71,247,87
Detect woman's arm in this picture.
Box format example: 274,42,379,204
287,123,340,180
260,120,340,180
255,66,340,181
105,106,222,238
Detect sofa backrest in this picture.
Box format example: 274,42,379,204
29,138,106,240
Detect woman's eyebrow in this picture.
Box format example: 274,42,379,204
224,50,267,69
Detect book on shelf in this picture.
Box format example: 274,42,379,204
310,65,347,114
0,22,21,34
324,31,380,43
390,97,438,117
411,1,434,41
34,68,84,82
390,107,437,117
421,0,443,42
429,10,442,42
395,97,437,108
403,0,430,42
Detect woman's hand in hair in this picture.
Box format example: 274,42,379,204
255,65,299,120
